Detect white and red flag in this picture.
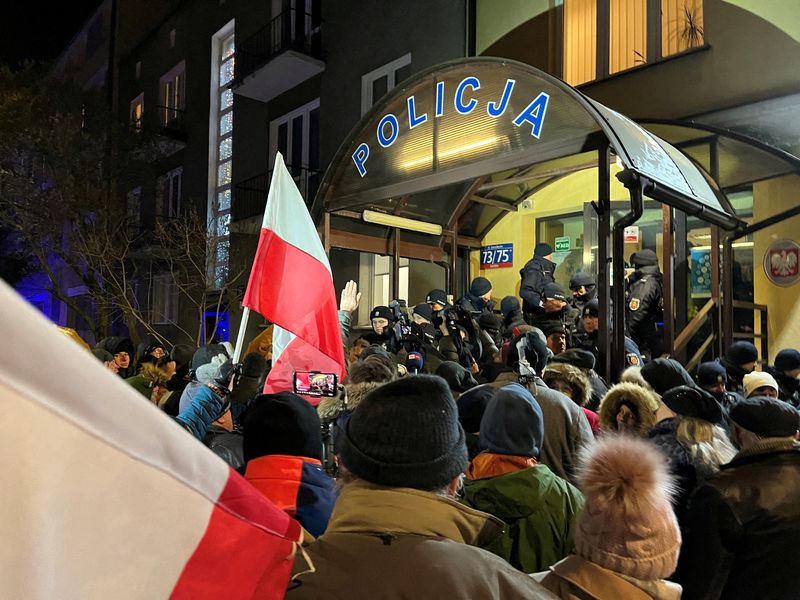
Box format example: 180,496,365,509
0,279,302,599
242,152,346,398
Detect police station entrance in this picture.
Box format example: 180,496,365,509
314,57,799,375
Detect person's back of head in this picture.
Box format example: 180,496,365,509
337,375,467,492
436,361,478,395
775,348,800,376
599,382,660,436
243,392,322,463
348,354,396,385
479,384,544,459
729,396,800,449
543,363,592,407
640,358,694,396
575,435,680,581
725,341,758,371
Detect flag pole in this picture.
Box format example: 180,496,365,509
232,306,251,363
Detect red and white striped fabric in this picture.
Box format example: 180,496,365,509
0,280,302,599
242,152,346,400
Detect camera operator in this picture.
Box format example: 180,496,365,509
456,277,496,317
362,305,393,346
435,307,482,375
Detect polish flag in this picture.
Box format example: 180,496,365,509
0,280,303,599
242,153,345,401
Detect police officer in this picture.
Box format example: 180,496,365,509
520,243,556,322
455,277,495,316
568,271,597,335
527,282,579,346
362,305,393,346
575,299,643,377
625,249,664,360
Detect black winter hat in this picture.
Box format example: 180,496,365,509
243,392,323,462
775,349,800,373
478,312,502,332
469,276,492,297
479,384,544,459
582,299,600,318
697,361,727,387
661,385,723,424
500,296,521,319
730,397,800,437
370,306,393,321
631,249,659,266
436,361,479,393
426,289,448,306
725,341,758,367
456,383,495,433
541,321,566,337
92,348,114,363
171,344,198,370
534,242,554,258
569,272,596,289
640,358,695,396
412,303,433,322
551,348,596,371
338,375,468,490
542,282,567,302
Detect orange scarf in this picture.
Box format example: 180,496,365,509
467,452,538,480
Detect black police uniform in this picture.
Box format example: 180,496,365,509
625,260,664,358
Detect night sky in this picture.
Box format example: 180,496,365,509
0,1,101,65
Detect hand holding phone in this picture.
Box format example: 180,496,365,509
293,371,339,397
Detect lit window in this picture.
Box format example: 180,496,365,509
160,61,185,126
609,0,647,75
662,0,704,56
129,93,144,131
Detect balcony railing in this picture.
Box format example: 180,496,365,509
155,105,186,141
234,8,323,83
233,165,321,222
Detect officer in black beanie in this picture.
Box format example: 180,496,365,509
456,276,495,316
625,249,664,360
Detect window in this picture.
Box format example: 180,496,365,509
562,0,704,86
126,187,142,234
269,98,320,202
361,53,412,115
160,61,185,126
209,23,234,289
129,93,144,131
156,167,182,218
152,274,178,324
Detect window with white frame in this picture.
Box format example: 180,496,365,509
126,187,142,234
269,98,320,201
151,274,178,324
156,167,182,218
129,93,144,131
160,61,185,126
208,24,234,289
361,53,412,115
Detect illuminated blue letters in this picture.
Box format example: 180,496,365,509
407,96,428,129
512,92,550,138
435,81,445,117
377,114,399,148
487,79,515,118
352,142,370,177
454,76,480,115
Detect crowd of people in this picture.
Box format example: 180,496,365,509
79,242,800,599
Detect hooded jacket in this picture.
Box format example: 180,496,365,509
599,382,660,436
95,336,136,378
245,454,336,538
520,256,557,313
543,363,600,434
174,384,227,440
286,481,557,599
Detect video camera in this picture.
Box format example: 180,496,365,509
386,299,426,355
433,305,483,367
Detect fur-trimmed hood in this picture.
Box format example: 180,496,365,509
599,382,660,435
317,381,384,421
543,363,592,407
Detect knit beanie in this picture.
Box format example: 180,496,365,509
551,348,597,371
477,312,502,332
243,392,323,462
569,272,595,289
436,361,479,393
412,303,433,322
469,276,492,297
640,358,694,396
725,341,758,367
575,435,681,580
338,375,468,490
775,348,800,373
743,370,779,398
500,296,521,320
696,360,727,387
534,242,553,258
631,249,658,267
479,384,544,458
456,384,495,433
370,306,393,321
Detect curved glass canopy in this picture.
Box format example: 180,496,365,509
315,57,743,234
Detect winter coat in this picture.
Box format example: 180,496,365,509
491,371,594,483
647,418,720,524
205,428,244,470
462,455,584,572
598,382,660,436
676,440,800,600
720,358,750,395
520,256,557,313
543,363,600,434
625,265,663,354
503,310,528,339
244,454,336,538
174,384,227,440
286,481,558,599
95,336,136,378
535,555,682,600
765,365,800,407
456,293,495,316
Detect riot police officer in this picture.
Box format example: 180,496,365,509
625,249,664,360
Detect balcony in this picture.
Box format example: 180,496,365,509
156,105,187,142
129,106,186,162
232,8,325,103
231,166,321,231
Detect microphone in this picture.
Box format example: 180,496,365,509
405,351,424,374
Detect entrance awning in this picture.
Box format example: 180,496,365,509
314,57,744,233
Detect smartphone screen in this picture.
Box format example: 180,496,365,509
293,371,338,397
